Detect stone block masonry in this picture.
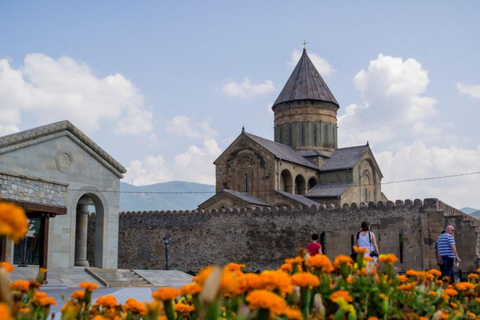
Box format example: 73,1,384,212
0,171,67,206
105,198,480,273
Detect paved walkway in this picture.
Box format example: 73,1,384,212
10,266,193,289
11,266,194,319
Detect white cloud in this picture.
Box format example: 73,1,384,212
165,115,217,139
0,53,153,135
457,83,480,99
376,141,480,209
124,138,222,185
288,49,335,75
222,78,275,98
339,54,436,147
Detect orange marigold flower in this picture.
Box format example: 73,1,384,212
259,270,292,293
0,303,14,320
280,263,293,272
152,288,180,301
346,276,354,284
79,281,99,291
378,254,398,264
290,272,320,288
96,295,118,308
398,275,408,282
174,303,195,315
92,316,109,320
193,266,213,285
378,293,388,300
468,273,479,280
353,245,369,254
450,302,459,308
124,298,147,316
397,282,417,291
0,262,14,273
468,312,476,318
406,270,418,277
0,202,29,243
180,283,202,296
330,290,353,303
439,313,448,320
285,257,303,265
226,263,246,272
305,255,334,273
428,290,437,297
34,291,48,299
245,289,287,314
39,297,57,307
368,317,379,320
333,255,353,269
10,280,30,291
70,291,85,300
428,269,442,277
236,273,261,293
455,282,476,291
281,307,303,320
419,317,429,320
444,288,458,296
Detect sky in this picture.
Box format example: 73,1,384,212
0,1,479,209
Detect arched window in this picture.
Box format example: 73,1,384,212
308,177,317,190
295,175,306,195
280,170,293,193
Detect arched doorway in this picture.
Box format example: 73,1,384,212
295,175,306,195
308,177,317,191
280,169,293,193
74,192,106,268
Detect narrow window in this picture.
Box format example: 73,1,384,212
244,173,248,192
301,124,305,146
314,124,317,146
364,188,368,203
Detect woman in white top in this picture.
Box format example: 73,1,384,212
357,221,379,262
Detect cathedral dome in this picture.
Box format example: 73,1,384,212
272,48,339,109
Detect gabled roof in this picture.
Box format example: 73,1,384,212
222,189,269,206
306,183,353,197
319,145,369,172
0,120,127,177
273,49,339,108
276,191,320,206
244,132,319,170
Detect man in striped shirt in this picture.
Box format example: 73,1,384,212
436,225,461,283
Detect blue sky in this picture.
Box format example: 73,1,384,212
1,1,479,208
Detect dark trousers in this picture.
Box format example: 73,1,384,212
441,256,455,283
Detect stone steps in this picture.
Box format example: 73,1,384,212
85,268,152,288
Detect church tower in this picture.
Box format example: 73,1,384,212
272,49,339,153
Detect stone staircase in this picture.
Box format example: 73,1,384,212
85,268,153,288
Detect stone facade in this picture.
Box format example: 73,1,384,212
115,199,480,273
0,171,67,207
0,121,125,269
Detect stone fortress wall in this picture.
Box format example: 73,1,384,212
87,198,480,273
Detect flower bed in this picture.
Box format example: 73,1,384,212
0,201,479,320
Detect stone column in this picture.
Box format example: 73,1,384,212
75,204,90,267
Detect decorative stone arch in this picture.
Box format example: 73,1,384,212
69,186,110,268
360,167,372,203
231,150,259,193
295,174,306,195
307,177,317,191
280,169,293,193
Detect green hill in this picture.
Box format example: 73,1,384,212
119,181,215,212
461,207,479,214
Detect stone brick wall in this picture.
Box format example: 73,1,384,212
0,171,67,206
110,198,480,273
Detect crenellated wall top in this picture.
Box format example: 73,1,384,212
119,198,445,217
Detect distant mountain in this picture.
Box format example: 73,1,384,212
119,181,215,212
461,207,480,215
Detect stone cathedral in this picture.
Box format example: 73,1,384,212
199,49,387,210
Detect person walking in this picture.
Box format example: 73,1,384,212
307,233,323,256
356,221,379,262
435,231,446,276
437,225,461,283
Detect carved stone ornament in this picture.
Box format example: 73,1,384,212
56,151,74,173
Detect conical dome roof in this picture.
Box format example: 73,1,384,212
273,49,339,108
